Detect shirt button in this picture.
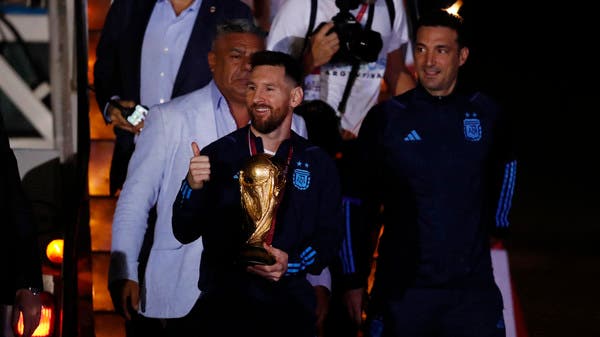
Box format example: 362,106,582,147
160,72,165,77
159,99,165,104
163,47,169,53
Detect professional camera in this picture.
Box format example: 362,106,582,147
328,0,383,64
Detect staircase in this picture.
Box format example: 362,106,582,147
87,1,126,336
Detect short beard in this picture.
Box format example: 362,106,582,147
249,105,287,134
252,117,279,134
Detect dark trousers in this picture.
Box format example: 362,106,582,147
322,289,361,337
185,292,316,337
376,286,506,337
110,129,135,196
125,312,191,337
125,313,162,336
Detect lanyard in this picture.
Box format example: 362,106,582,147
247,129,294,244
356,3,369,22
247,129,294,169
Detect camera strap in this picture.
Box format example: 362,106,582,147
385,0,395,29
302,0,394,60
337,3,375,115
300,0,319,58
302,0,396,116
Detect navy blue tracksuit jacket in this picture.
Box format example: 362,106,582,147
171,126,344,337
343,84,517,298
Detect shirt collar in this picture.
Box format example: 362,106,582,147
188,0,202,12
247,126,297,159
156,0,202,13
415,83,460,103
210,80,225,112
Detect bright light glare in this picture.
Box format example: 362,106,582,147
16,306,53,337
444,0,463,17
46,239,64,264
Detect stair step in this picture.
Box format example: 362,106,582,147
92,252,114,312
89,140,113,197
90,196,116,252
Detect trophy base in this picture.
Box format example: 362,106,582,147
239,245,276,266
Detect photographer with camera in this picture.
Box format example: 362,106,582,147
267,0,415,140
267,1,416,336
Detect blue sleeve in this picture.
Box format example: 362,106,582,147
337,104,389,290
484,95,518,238
172,179,211,244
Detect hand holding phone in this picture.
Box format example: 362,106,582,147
126,105,149,126
110,100,149,126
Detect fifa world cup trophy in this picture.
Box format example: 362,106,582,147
238,153,286,265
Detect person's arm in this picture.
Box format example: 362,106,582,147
489,100,518,239
306,267,332,337
93,0,136,129
108,104,168,318
314,284,330,337
252,0,271,32
105,99,143,133
171,144,214,244
338,105,389,326
93,0,121,118
302,22,339,76
383,0,416,97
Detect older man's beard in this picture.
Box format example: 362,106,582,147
249,104,288,134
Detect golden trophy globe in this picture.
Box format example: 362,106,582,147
238,153,287,265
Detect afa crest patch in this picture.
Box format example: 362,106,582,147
463,112,482,141
291,158,311,191
293,169,310,190
293,161,311,190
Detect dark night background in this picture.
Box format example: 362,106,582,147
417,1,598,336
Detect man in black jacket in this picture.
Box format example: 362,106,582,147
0,114,43,337
172,51,344,337
93,0,252,195
343,10,517,337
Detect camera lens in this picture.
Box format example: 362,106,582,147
329,5,383,64
349,29,382,63
330,11,362,64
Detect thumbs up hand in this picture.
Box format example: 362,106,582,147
187,142,211,189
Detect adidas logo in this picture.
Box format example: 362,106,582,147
403,130,421,142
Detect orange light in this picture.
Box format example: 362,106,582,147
444,0,463,17
15,292,55,337
45,239,64,265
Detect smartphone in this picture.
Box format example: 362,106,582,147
110,100,148,126
126,105,149,126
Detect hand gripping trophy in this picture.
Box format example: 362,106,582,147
238,153,287,265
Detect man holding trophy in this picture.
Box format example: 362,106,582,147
172,50,344,337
